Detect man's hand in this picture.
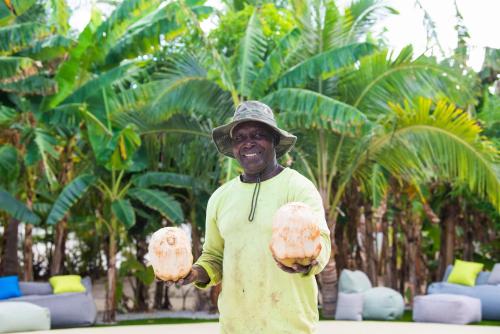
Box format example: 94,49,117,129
163,265,210,286
273,257,318,274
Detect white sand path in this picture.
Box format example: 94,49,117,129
16,321,500,334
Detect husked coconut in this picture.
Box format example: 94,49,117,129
269,202,322,268
148,227,193,281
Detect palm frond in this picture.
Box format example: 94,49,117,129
42,19,98,110
46,174,97,225
263,88,370,137
62,62,141,104
114,112,211,138
17,35,73,61
277,42,376,88
128,188,184,224
0,22,49,55
250,28,301,99
341,0,397,45
321,0,342,50
105,5,184,65
366,99,500,210
0,186,40,224
337,46,476,117
148,76,233,121
0,56,40,82
235,8,267,98
95,0,161,51
33,128,59,187
0,74,57,95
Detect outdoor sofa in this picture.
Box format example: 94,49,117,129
0,276,97,328
427,264,500,320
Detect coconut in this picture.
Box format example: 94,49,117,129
148,227,193,281
269,202,322,268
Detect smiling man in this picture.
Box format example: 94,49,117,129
173,101,331,333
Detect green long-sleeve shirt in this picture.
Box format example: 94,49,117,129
195,168,331,333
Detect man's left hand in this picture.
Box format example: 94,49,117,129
273,257,318,274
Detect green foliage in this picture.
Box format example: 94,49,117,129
128,188,184,224
209,3,294,57
112,199,136,229
131,172,194,189
46,174,97,225
0,186,40,224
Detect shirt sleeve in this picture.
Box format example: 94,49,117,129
193,194,224,289
289,173,332,277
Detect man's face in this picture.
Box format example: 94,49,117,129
231,121,277,175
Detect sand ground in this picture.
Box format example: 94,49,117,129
15,321,500,334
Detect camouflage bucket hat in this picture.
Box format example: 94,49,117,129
212,101,297,159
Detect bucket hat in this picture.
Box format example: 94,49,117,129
212,101,297,158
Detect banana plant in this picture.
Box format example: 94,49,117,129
0,0,72,280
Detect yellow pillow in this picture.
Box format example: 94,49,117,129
447,260,484,286
49,275,86,294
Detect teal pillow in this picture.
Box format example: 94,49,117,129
447,260,484,286
49,275,86,294
0,275,22,300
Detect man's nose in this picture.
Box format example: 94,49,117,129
241,138,255,148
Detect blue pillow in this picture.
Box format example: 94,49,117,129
0,276,22,300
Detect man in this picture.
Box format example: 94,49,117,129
174,101,331,333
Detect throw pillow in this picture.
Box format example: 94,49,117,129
49,275,86,294
447,259,484,286
338,270,372,293
335,292,363,321
0,275,22,300
487,263,500,285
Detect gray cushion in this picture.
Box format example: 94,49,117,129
413,294,481,324
338,270,372,293
334,292,363,321
0,302,50,333
19,281,53,296
9,292,97,328
487,263,500,285
362,287,404,320
428,281,500,320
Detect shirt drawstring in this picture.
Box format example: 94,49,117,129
248,174,261,222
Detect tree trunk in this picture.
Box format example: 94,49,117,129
438,201,458,279
357,209,367,273
50,217,68,275
319,214,338,318
364,205,377,285
0,218,20,276
23,223,33,281
51,138,75,276
134,236,149,311
319,257,337,318
154,281,164,309
103,229,117,323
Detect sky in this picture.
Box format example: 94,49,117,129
68,0,500,71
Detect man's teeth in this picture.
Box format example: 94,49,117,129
244,153,257,157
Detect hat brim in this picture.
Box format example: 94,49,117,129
212,118,297,159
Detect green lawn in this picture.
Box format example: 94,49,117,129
97,310,500,327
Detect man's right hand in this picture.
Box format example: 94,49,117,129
165,264,210,286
